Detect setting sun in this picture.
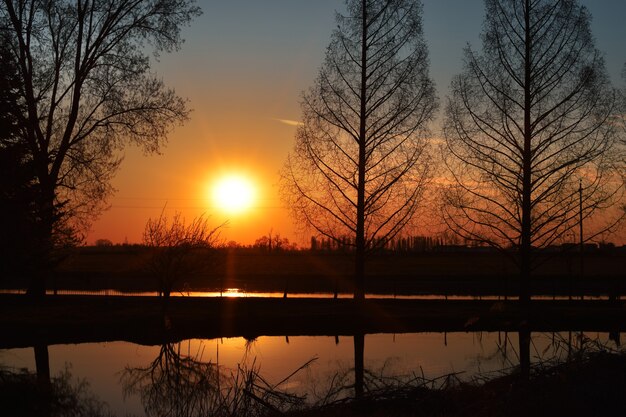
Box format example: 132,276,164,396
212,174,257,214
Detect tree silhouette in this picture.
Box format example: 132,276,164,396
281,0,437,299
0,0,201,295
253,230,295,252
143,211,222,305
442,0,622,304
0,34,37,284
621,63,626,149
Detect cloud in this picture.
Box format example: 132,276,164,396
274,118,303,127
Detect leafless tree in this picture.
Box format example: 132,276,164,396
253,229,295,252
618,65,626,209
281,0,437,299
143,211,222,302
442,0,623,304
0,0,201,295
618,64,626,154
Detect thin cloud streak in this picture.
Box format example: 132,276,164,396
274,118,303,127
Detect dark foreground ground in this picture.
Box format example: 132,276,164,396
2,346,624,417
1,295,625,348
288,351,626,417
2,295,625,416
3,247,626,297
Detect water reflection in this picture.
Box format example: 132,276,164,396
354,333,364,399
1,330,623,416
121,342,222,416
121,340,313,416
0,362,113,417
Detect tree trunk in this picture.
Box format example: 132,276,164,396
354,0,368,301
27,183,55,297
520,0,532,307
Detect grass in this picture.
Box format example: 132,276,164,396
286,348,626,417
1,295,624,349
4,247,626,297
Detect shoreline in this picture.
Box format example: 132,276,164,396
1,295,624,348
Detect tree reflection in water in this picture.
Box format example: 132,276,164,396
0,364,113,417
2,331,622,416
121,340,313,417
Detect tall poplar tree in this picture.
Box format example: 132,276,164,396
442,0,621,304
281,0,437,299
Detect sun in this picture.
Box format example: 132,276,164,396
212,174,257,214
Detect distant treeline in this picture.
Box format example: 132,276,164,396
92,235,625,255
310,235,443,252
310,235,624,254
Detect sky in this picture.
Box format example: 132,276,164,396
87,0,626,246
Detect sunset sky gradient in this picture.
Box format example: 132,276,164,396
87,0,626,246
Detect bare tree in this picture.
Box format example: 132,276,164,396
281,0,437,299
442,0,623,304
253,229,295,252
0,0,201,295
620,63,626,146
143,211,222,303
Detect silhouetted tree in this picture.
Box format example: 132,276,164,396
94,238,113,247
0,34,37,283
442,0,622,304
0,0,201,295
143,211,222,304
253,230,295,252
281,0,437,299
618,64,626,158
0,34,21,138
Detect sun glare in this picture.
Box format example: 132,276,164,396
212,174,256,214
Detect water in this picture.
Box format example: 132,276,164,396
1,288,610,300
1,331,616,416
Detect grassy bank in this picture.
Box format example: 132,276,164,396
3,247,626,297
1,295,624,348
3,343,624,417
287,349,626,417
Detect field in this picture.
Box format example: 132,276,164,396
3,246,625,297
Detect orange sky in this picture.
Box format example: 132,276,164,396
86,0,626,247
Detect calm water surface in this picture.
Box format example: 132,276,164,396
1,288,610,300
1,331,615,416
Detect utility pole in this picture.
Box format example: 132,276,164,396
579,179,583,256
579,179,584,300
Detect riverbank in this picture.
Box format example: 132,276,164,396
287,349,626,417
3,247,626,297
1,295,624,348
